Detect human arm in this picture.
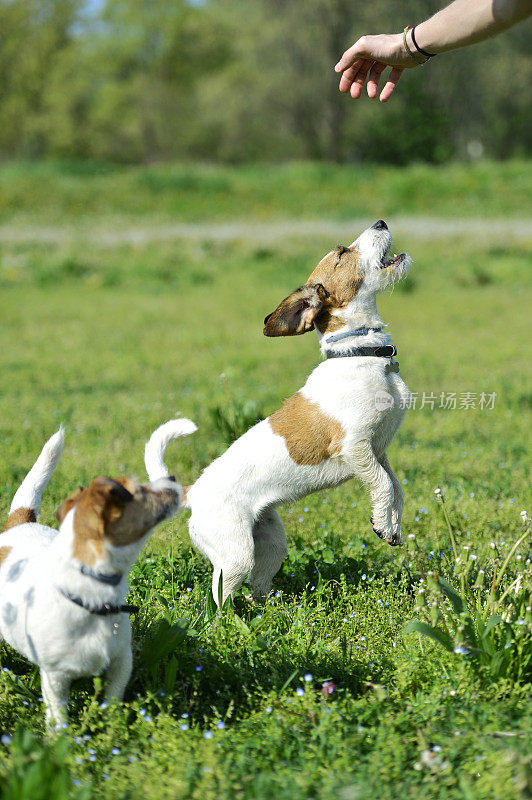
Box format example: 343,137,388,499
335,0,532,102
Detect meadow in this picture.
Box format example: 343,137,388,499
0,160,530,799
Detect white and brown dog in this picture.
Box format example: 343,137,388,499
0,419,195,730
183,221,411,605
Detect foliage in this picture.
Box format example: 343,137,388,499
0,0,530,163
0,728,92,800
405,503,531,684
209,396,264,446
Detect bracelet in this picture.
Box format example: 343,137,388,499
403,25,429,65
411,26,436,59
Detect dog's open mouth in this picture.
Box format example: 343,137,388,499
380,251,405,269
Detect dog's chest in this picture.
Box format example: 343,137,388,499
304,361,407,425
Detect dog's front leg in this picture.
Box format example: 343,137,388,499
346,440,398,546
105,642,133,702
40,669,70,733
378,452,404,545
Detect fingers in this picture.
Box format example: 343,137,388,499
338,62,404,102
338,61,363,93
379,67,404,102
338,59,375,100
349,59,373,99
366,62,386,99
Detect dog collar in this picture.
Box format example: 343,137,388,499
325,344,397,360
79,565,123,586
57,587,138,616
325,327,382,344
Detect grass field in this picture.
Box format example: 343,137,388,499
0,160,531,799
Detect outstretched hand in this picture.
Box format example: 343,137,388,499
334,33,418,102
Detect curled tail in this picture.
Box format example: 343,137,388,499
3,427,65,531
144,419,197,482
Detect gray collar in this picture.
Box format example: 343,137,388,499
325,327,382,345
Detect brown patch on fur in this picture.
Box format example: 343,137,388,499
308,245,363,335
263,284,329,337
263,245,363,338
55,487,84,525
0,546,12,567
2,507,37,532
61,477,178,565
70,478,133,565
269,392,345,465
314,312,345,334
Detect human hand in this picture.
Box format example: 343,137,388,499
334,33,419,102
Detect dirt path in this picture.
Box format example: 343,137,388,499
0,216,530,247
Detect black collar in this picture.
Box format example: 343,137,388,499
325,344,397,360
79,564,123,586
57,587,138,616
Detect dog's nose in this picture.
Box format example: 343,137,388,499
372,220,388,230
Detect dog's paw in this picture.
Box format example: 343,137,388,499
370,517,386,541
371,516,401,545
386,531,403,547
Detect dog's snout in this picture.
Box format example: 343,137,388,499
372,220,388,231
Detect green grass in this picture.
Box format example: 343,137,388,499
0,159,531,224
0,161,531,799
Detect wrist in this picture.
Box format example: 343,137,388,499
402,26,429,65
412,22,442,55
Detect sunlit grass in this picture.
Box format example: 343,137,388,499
0,161,530,799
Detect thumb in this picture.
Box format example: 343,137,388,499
335,39,367,72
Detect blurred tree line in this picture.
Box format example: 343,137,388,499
0,0,530,165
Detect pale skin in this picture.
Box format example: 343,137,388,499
335,0,532,102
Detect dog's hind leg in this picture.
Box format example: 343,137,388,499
190,506,256,606
249,509,288,600
378,452,404,545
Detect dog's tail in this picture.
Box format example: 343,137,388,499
144,419,197,483
3,427,65,531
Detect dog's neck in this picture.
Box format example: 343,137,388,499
50,512,147,597
316,291,390,358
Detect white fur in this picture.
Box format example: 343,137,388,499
9,427,64,514
145,418,198,481
187,223,411,605
0,424,193,731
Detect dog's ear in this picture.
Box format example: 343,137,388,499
87,478,134,525
263,283,329,337
55,486,85,524
67,478,135,564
